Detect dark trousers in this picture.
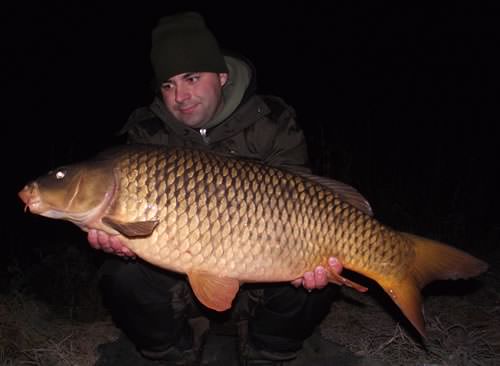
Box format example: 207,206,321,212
99,257,338,354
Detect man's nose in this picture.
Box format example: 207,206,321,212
175,85,190,103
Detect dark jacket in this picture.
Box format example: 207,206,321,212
120,56,310,174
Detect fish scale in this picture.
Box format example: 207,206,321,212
111,147,414,282
18,144,488,337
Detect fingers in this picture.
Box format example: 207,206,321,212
328,256,343,274
292,266,327,291
97,230,112,252
291,256,344,291
313,266,328,289
302,271,316,290
87,229,135,258
300,267,328,291
110,235,135,258
324,257,345,286
87,229,99,249
291,278,303,288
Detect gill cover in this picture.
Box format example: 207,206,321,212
35,159,116,215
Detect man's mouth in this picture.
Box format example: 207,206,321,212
178,104,198,114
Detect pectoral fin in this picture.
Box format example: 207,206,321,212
102,217,159,237
187,271,240,312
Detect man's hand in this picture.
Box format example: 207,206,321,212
291,257,343,291
87,229,136,258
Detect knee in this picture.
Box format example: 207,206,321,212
248,284,339,342
258,284,309,312
98,260,142,310
98,258,190,308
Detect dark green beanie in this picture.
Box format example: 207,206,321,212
150,12,228,84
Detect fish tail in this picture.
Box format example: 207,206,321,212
376,232,488,337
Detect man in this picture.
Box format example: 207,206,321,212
91,12,345,365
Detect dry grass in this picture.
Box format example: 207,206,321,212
0,292,118,366
321,268,500,365
2,241,498,365
0,243,118,366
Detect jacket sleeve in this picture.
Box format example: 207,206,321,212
261,97,311,174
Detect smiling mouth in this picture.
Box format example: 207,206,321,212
178,104,198,114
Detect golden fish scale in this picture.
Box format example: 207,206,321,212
110,148,415,282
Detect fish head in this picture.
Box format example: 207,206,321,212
18,160,116,225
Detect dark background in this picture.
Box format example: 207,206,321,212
3,2,499,266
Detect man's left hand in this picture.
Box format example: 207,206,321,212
291,257,343,290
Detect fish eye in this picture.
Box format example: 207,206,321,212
55,170,66,179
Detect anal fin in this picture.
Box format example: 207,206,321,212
327,269,368,293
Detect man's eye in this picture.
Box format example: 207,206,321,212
161,83,173,90
187,76,200,83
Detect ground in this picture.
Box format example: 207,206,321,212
1,238,498,366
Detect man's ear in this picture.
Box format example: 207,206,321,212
219,73,228,87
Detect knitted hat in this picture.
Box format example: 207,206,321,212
150,12,228,84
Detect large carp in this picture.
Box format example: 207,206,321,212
18,144,487,337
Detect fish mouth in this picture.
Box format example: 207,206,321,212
18,183,43,214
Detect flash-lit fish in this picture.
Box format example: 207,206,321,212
18,144,487,337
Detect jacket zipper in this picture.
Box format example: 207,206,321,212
199,128,210,144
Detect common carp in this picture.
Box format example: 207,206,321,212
18,144,488,337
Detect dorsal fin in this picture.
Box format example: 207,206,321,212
301,174,373,216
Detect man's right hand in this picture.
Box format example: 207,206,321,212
87,229,136,258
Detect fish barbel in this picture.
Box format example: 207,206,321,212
18,144,488,337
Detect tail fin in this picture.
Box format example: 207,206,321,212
376,232,488,337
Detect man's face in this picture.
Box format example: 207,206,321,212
160,72,228,128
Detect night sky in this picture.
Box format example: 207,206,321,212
4,2,499,258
